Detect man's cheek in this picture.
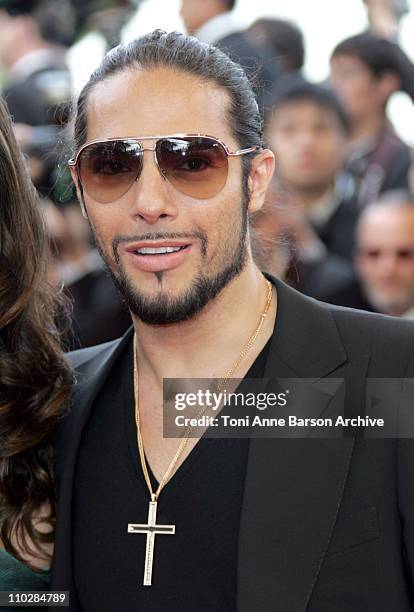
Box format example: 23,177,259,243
89,222,116,263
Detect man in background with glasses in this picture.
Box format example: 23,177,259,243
51,30,414,612
355,190,414,317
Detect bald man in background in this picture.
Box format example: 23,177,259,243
355,192,414,318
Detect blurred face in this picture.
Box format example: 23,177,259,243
72,68,270,325
330,55,385,123
355,205,414,316
267,101,346,194
180,0,220,34
0,11,18,67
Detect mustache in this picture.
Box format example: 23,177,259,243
112,230,208,261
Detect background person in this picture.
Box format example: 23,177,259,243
247,17,306,91
354,190,414,317
363,0,410,39
260,81,370,307
0,0,73,200
42,200,132,349
180,0,281,114
266,81,360,261
330,32,414,207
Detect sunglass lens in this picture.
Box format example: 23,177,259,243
78,141,142,203
156,137,228,199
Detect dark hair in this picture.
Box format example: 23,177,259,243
268,81,350,134
0,96,72,566
331,33,414,102
0,0,40,16
222,0,236,9
250,18,304,71
1,0,76,46
72,30,262,202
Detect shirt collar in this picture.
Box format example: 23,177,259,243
402,306,414,320
306,187,340,227
195,12,243,45
8,48,64,83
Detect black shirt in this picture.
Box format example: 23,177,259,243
73,337,269,612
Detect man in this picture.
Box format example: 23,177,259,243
330,32,414,207
51,31,414,611
248,17,305,82
363,0,409,40
264,82,367,308
355,191,414,317
0,0,72,126
180,0,241,42
180,0,281,114
42,200,131,348
0,0,73,199
267,82,360,261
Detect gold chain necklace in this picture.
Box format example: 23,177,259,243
127,279,273,586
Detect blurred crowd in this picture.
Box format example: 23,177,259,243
1,0,414,348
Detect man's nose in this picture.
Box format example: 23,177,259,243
128,151,178,225
297,130,315,149
380,252,400,275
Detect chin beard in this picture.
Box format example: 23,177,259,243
112,256,246,324
93,215,248,325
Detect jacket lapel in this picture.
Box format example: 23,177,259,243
51,329,134,598
237,278,369,611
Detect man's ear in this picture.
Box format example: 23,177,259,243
377,71,400,103
69,166,88,219
247,149,276,214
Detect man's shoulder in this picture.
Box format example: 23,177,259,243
278,275,414,339
329,301,414,337
327,301,414,367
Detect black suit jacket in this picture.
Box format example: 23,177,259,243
50,276,414,611
288,254,370,310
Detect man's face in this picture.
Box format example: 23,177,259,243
180,0,218,34
355,205,414,316
267,101,346,194
76,68,251,324
0,10,18,67
330,55,385,123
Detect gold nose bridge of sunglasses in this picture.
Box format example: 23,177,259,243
133,146,170,184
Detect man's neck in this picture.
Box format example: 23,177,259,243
132,261,276,386
283,183,334,209
349,113,386,148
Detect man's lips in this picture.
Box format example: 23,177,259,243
123,241,193,273
125,240,192,252
297,156,319,168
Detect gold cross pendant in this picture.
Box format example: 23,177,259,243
128,497,175,586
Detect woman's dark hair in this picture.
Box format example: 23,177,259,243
331,33,414,102
72,29,263,203
0,96,72,566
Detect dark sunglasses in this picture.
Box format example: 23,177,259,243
355,247,414,261
68,134,259,204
